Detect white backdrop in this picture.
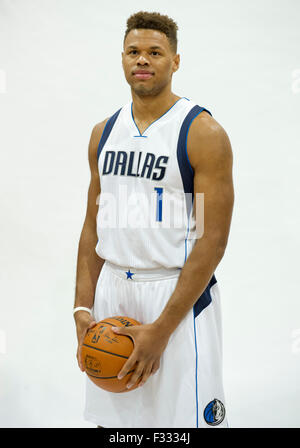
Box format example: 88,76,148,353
0,0,299,428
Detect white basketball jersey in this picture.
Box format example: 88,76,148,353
86,99,227,430
95,97,211,269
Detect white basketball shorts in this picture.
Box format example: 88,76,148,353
84,261,228,428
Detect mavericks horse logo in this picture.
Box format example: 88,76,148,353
203,399,225,426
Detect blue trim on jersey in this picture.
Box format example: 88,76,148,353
193,275,217,319
184,213,198,428
177,105,212,216
193,316,199,427
131,97,188,137
97,108,122,161
131,103,147,137
192,274,217,427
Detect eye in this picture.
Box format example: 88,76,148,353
151,51,160,56
129,50,138,55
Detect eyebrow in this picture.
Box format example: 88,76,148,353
127,45,164,51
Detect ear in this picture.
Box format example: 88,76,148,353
172,53,180,73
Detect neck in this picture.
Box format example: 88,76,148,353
131,85,181,123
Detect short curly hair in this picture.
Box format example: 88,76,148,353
124,11,178,53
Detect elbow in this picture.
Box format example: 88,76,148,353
194,233,229,262
215,239,228,261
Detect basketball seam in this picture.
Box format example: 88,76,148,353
99,319,135,327
86,369,135,380
82,343,129,359
97,321,115,326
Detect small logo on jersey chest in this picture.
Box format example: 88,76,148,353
203,399,226,426
102,150,169,181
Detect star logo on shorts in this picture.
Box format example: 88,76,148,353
125,269,135,280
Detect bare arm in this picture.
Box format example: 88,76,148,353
155,112,234,334
74,121,107,310
73,119,108,370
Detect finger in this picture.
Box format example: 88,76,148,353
78,333,89,372
151,359,160,375
111,326,122,333
88,320,97,329
79,343,87,372
126,363,145,389
79,322,95,358
138,364,153,388
77,345,85,372
117,353,138,380
76,322,96,373
111,326,133,338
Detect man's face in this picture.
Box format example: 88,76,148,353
122,28,180,97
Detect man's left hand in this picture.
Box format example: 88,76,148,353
111,322,170,389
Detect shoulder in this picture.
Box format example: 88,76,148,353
88,118,109,172
187,109,233,172
90,118,109,149
89,104,125,153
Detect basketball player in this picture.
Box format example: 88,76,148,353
73,11,234,428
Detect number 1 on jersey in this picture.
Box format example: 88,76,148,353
154,187,163,222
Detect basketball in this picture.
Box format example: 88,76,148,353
81,316,141,393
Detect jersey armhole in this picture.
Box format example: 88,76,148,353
97,108,122,161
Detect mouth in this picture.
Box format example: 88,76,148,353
132,71,154,80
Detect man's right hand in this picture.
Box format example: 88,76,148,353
74,311,97,372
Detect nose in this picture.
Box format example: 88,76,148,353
137,53,149,65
